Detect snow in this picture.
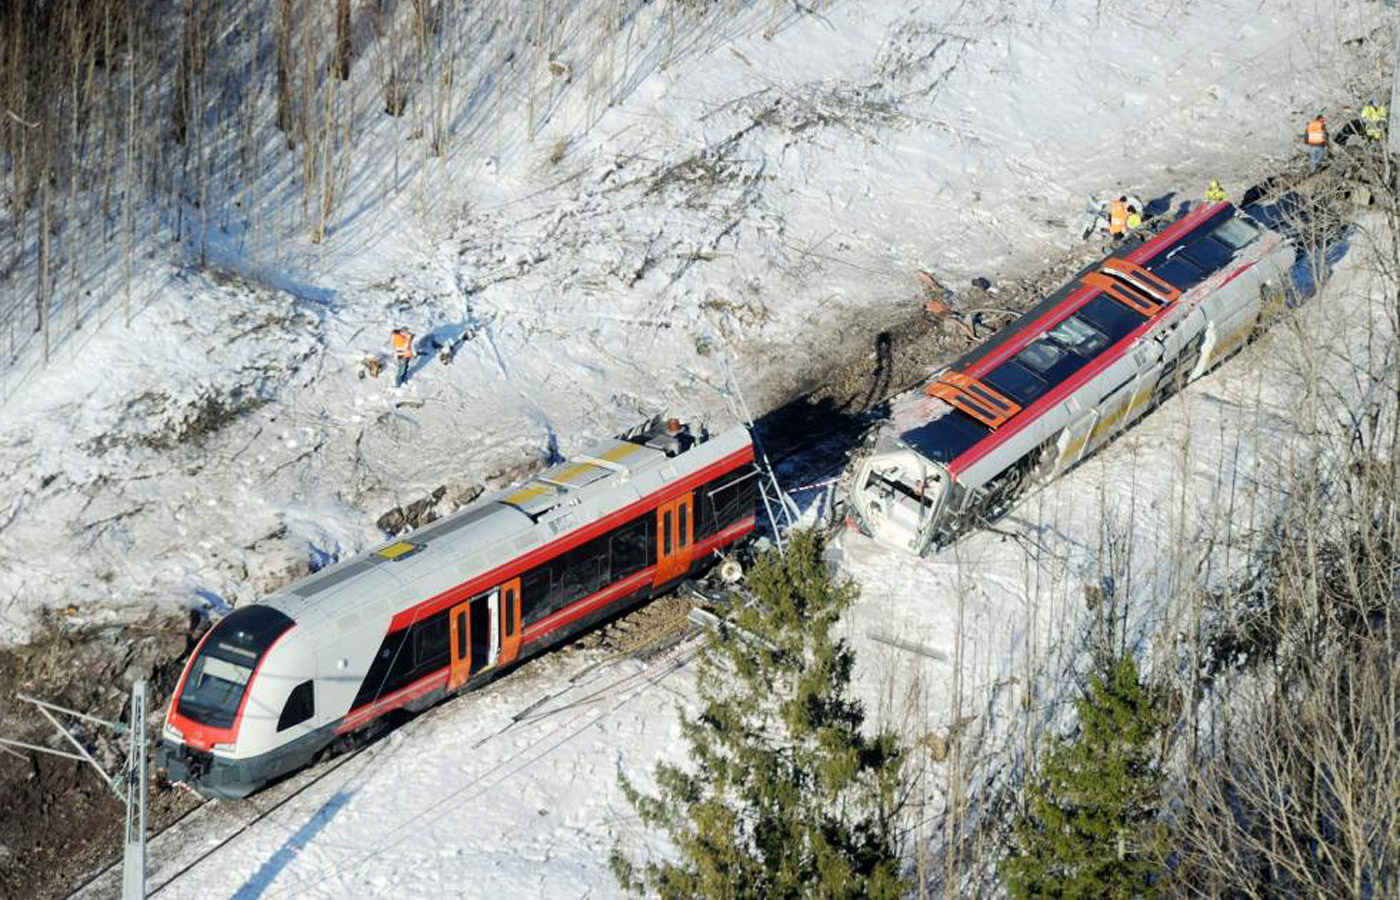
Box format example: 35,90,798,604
10,0,1392,895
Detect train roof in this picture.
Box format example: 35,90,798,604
897,203,1277,468
257,422,752,634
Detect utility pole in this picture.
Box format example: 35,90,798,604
122,681,149,900
0,681,149,899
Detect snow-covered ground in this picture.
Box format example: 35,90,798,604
0,0,1378,641
75,210,1390,900
6,0,1394,895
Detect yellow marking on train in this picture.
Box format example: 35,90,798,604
1058,385,1157,464
503,441,644,506
1208,320,1255,367
377,541,419,560
503,484,552,505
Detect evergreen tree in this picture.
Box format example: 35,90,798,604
1001,654,1170,899
611,530,907,899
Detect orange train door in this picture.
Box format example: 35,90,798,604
654,491,695,586
448,590,500,690
498,577,523,667
448,598,472,690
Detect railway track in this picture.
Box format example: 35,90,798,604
67,590,714,899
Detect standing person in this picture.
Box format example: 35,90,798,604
1304,114,1328,175
1124,195,1144,231
1361,97,1388,143
391,326,414,387
1107,196,1129,243
1204,179,1229,203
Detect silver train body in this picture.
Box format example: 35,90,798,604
158,421,757,798
847,202,1294,555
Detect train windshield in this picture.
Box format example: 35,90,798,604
177,606,294,730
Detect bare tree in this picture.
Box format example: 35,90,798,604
276,0,295,141
336,0,352,81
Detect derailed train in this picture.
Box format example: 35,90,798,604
159,200,1294,798
159,420,757,798
846,201,1294,555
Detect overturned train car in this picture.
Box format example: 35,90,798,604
846,202,1293,555
159,420,757,798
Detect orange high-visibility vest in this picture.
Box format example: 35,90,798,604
1306,117,1328,146
392,330,413,358
1108,200,1128,235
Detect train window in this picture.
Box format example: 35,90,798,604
520,566,552,623
1179,235,1233,273
504,588,516,637
1075,294,1146,342
558,552,605,607
1047,316,1109,357
900,409,990,463
456,613,467,659
1148,253,1209,291
350,630,410,711
276,680,315,732
176,605,294,729
678,503,689,548
662,510,673,556
413,612,449,669
1014,338,1066,375
1210,217,1259,251
698,468,759,539
610,517,650,578
982,360,1049,405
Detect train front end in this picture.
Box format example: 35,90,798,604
158,604,319,799
847,442,952,556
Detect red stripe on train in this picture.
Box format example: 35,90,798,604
337,514,755,734
388,444,755,630
962,202,1228,381
337,669,449,734
949,253,1256,476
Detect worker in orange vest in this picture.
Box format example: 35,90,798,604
391,327,414,387
1108,196,1129,242
1304,114,1328,175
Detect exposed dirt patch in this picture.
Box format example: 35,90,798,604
751,240,1113,465
0,618,200,900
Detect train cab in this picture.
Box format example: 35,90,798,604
160,604,322,798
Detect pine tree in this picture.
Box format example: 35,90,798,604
1001,654,1170,899
611,530,907,899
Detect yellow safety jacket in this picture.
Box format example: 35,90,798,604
1362,104,1388,140
1205,183,1228,203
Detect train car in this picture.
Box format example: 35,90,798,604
846,201,1294,555
158,418,758,799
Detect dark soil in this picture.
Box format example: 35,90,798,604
0,618,201,900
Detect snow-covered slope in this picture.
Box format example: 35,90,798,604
0,0,1377,642
19,0,1390,894
75,215,1392,899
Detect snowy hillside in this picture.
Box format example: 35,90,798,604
74,215,1393,899
0,0,1378,642
2,0,1393,896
